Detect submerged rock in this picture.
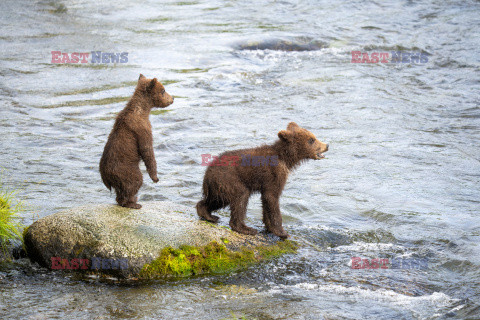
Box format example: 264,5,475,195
235,37,327,52
23,201,296,279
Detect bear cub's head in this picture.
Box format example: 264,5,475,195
137,74,174,108
278,122,329,160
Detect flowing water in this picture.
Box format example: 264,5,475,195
1,0,479,319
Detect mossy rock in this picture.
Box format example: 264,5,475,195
23,201,297,279
140,239,297,279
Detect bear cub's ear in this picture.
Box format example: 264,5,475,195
147,78,158,92
278,130,293,142
287,122,299,132
138,74,146,81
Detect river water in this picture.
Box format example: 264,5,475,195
1,0,479,319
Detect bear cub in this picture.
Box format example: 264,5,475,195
100,74,174,209
196,122,329,239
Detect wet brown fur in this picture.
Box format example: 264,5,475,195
196,122,329,239
99,74,174,209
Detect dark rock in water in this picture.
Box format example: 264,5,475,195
23,201,297,279
11,246,27,260
235,37,327,52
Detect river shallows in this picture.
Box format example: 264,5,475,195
0,0,479,319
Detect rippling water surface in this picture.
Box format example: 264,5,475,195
1,0,479,319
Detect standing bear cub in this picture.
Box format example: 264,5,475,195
196,122,329,239
100,74,174,209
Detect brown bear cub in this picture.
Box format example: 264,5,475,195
99,74,174,209
196,122,329,239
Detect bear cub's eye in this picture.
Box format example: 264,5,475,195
161,89,165,95
308,138,315,145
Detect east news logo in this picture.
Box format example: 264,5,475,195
51,51,128,64
351,51,429,63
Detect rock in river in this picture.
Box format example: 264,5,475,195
23,201,297,279
234,36,327,51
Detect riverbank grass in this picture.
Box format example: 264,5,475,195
0,185,23,259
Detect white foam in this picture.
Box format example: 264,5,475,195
291,282,457,308
335,241,400,252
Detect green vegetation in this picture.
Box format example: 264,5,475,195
221,312,255,320
0,183,24,259
140,240,298,279
55,80,179,97
150,109,171,116
44,96,131,109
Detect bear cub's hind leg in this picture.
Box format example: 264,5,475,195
125,196,142,209
196,200,220,223
229,190,258,236
116,190,142,209
114,168,143,209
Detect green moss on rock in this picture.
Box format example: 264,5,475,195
140,240,298,279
